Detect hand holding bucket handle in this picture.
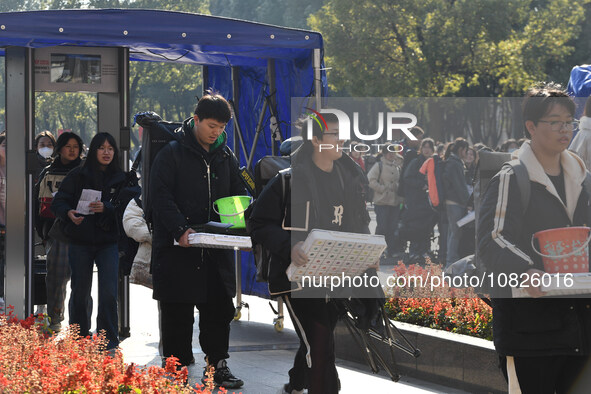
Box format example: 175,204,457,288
530,227,591,260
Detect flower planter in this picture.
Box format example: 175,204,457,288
335,319,507,393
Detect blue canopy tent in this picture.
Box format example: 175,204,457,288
567,65,591,121
0,9,326,318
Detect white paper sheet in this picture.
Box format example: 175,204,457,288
76,189,102,215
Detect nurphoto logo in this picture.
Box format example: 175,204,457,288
304,107,418,152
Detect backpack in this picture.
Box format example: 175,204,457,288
397,148,418,199
245,155,291,282
37,169,68,219
133,112,183,228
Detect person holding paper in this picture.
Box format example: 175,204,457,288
249,112,377,394
51,133,126,351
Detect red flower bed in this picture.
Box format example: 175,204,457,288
384,262,493,340
0,307,229,393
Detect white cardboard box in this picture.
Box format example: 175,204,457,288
174,233,252,250
286,229,386,282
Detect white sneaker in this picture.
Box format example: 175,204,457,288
34,304,47,316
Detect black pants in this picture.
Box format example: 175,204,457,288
501,355,591,394
283,295,340,394
159,268,235,367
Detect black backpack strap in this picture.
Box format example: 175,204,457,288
505,159,530,213
279,168,291,211
131,149,142,172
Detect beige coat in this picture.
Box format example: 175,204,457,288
122,198,152,289
367,155,403,206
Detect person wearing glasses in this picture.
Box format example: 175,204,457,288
148,92,244,389
478,83,591,393
569,95,591,170
249,112,378,394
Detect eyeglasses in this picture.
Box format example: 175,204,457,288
537,120,579,132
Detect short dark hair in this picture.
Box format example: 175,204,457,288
54,132,83,159
308,112,339,140
444,137,469,160
83,132,120,173
35,130,56,149
522,82,575,138
194,90,232,123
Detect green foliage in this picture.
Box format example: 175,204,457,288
88,0,211,14
311,0,589,97
209,0,323,29
35,92,97,143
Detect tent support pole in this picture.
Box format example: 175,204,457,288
247,98,269,170
118,47,131,339
231,66,244,317
202,66,209,95
314,48,322,110
268,59,278,156
228,100,249,161
5,47,34,318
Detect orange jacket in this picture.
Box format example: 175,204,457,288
419,157,439,207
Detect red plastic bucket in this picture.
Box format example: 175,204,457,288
532,226,591,273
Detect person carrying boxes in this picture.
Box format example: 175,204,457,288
478,82,591,393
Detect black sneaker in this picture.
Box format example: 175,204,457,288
202,359,244,389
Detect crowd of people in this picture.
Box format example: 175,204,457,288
0,83,586,393
349,125,532,268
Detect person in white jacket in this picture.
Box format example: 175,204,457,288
122,197,152,289
569,95,591,170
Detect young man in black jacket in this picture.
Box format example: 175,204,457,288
249,113,375,394
478,83,591,393
149,93,245,389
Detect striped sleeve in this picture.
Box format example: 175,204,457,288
478,166,534,276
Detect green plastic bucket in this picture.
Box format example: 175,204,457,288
213,195,252,228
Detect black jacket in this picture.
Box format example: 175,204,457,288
249,143,371,295
402,154,428,205
34,157,81,240
443,153,469,206
149,118,245,303
51,165,126,246
478,142,591,356
399,154,437,240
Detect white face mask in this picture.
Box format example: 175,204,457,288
508,147,517,153
38,147,53,159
